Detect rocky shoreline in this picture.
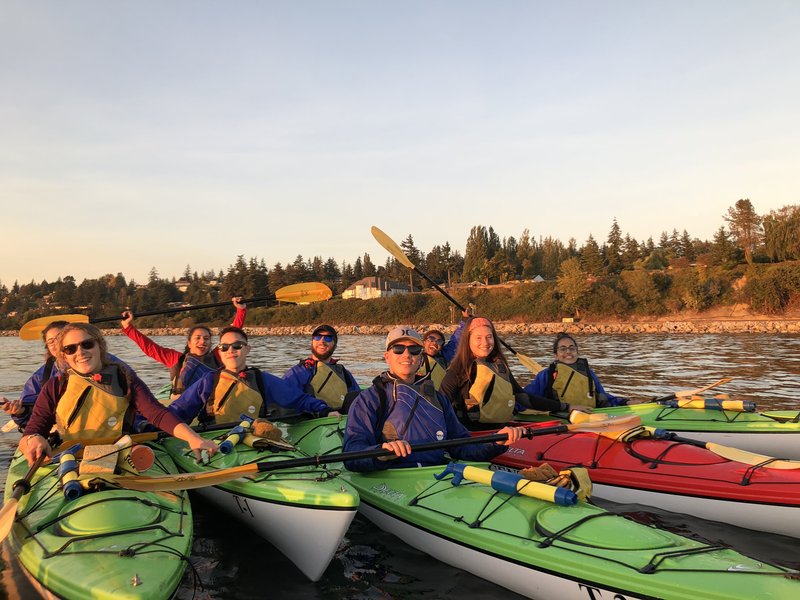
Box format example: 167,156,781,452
5,318,800,337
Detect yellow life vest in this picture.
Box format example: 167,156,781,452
206,369,264,423
467,360,516,424
418,355,447,390
309,361,349,409
551,360,597,408
55,367,133,443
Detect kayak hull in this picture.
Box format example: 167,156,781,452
3,446,192,600
161,427,358,581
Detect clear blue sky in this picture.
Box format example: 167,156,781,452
2,1,798,286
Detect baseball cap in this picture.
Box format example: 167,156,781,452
311,324,338,344
385,326,423,350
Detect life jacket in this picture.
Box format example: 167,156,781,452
308,360,349,409
42,356,57,384
203,368,266,425
546,358,597,408
54,365,135,443
418,354,448,390
170,352,220,399
373,374,447,446
466,359,516,424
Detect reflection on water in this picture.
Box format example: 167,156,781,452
1,333,799,598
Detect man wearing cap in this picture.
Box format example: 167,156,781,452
419,307,472,390
343,325,524,472
282,324,360,411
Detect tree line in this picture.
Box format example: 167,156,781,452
2,199,799,329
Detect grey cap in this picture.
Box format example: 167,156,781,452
385,326,423,350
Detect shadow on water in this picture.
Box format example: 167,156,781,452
2,333,799,598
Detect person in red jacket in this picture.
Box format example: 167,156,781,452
120,297,246,399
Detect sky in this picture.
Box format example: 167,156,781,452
2,1,799,286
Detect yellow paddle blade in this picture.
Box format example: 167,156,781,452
514,352,546,374
371,226,415,269
673,377,732,398
705,443,800,470
0,498,19,541
274,282,332,304
112,463,259,492
18,314,90,341
566,414,642,433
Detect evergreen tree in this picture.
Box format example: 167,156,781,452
723,198,763,265
580,234,605,275
462,225,490,282
605,218,623,273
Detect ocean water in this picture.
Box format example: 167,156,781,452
1,332,799,598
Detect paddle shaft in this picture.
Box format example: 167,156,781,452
409,258,524,358
10,454,46,501
88,295,273,324
253,426,568,473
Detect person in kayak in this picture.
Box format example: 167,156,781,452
440,317,580,431
343,325,524,472
120,297,246,399
418,307,472,390
168,326,335,426
18,323,217,466
523,332,628,408
3,320,125,430
281,324,360,412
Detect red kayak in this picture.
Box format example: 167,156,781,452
492,420,800,538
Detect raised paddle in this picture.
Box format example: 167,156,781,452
371,226,545,373
107,414,642,493
19,282,333,340
0,454,46,542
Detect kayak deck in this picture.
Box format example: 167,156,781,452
4,445,192,600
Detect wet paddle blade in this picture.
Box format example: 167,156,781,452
371,226,415,269
0,499,19,541
19,314,90,341
113,463,259,492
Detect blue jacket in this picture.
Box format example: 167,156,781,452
343,373,507,472
440,319,466,364
523,362,627,407
168,369,329,424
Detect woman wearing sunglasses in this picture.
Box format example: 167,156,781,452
18,323,218,467
120,297,247,399
3,320,127,431
343,326,524,472
168,327,332,426
281,324,360,411
418,308,472,390
440,317,569,431
523,333,628,408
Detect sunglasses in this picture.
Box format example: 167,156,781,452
312,334,334,343
219,341,248,352
425,336,444,346
389,344,423,356
62,339,97,355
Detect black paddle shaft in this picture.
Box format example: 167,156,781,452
89,295,273,324
254,424,570,473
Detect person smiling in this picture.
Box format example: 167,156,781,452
168,327,332,426
418,308,471,390
343,326,524,472
120,297,246,399
440,317,567,430
282,324,359,411
523,333,628,408
18,323,217,467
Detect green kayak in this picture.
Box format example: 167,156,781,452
517,403,800,458
3,445,192,600
286,417,800,600
161,426,359,582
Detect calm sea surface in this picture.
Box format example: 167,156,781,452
2,333,799,598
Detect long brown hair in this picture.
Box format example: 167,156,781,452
448,316,509,380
